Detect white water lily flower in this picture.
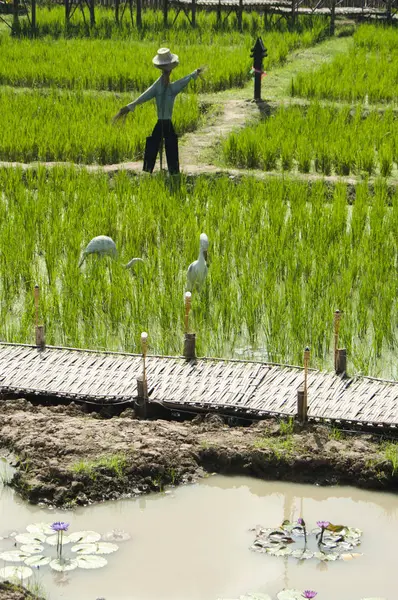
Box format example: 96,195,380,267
24,555,52,567
50,558,78,572
46,534,71,546
68,531,101,544
15,532,46,545
71,542,118,555
0,566,33,580
26,523,55,536
76,555,107,569
0,550,31,563
20,544,44,554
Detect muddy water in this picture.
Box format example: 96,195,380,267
0,466,396,600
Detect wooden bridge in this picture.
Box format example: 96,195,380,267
0,342,397,429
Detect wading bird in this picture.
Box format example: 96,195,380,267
186,233,209,292
79,235,144,269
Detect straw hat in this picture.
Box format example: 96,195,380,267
152,48,179,70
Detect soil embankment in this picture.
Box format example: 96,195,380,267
0,399,397,507
0,582,44,600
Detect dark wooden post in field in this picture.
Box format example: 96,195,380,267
386,0,392,24
251,37,267,101
115,0,120,23
12,0,20,35
31,0,37,35
163,0,168,25
88,0,95,26
330,0,336,35
217,0,221,25
136,0,142,28
183,292,196,359
291,0,296,25
297,346,310,423
136,332,149,418
191,0,196,27
34,285,45,349
237,0,243,32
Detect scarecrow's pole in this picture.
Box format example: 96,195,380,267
250,37,267,102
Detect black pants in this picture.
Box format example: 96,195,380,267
143,120,179,175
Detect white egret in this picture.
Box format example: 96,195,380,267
186,233,209,292
79,235,144,269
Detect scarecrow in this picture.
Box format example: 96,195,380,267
114,48,203,175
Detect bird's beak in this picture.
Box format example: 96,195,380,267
203,250,208,263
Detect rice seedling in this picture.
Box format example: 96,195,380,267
291,24,398,103
223,104,398,177
0,16,328,92
0,87,199,163
0,168,396,379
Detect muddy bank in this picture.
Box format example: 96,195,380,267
0,399,397,507
0,582,44,600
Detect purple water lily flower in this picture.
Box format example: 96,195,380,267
316,521,330,529
297,517,305,526
51,522,69,532
302,592,317,599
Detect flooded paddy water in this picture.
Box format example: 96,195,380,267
0,461,396,600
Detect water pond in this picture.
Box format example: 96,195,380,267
0,460,396,600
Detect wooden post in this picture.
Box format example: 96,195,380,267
330,0,336,35
12,0,20,35
135,332,149,418
163,0,168,26
31,0,36,35
291,0,296,25
216,0,221,25
336,348,347,375
88,0,95,26
334,309,341,371
237,0,243,32
303,346,310,415
115,0,120,24
136,0,142,29
183,292,196,359
184,291,191,333
250,37,267,102
34,285,45,349
386,0,392,24
297,387,306,423
191,0,196,27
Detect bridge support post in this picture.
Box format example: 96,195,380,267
336,348,347,375
184,333,196,360
297,387,307,423
34,285,45,349
135,376,148,418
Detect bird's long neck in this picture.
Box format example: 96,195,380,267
198,247,206,263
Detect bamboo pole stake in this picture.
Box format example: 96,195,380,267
34,285,39,330
334,310,341,370
184,292,192,334
141,331,148,398
304,346,310,410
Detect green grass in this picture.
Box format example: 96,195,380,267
0,87,199,163
223,104,398,177
0,14,328,92
384,442,398,475
254,435,295,458
0,168,396,378
71,453,128,479
291,24,398,103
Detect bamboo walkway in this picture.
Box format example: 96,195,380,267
0,342,397,428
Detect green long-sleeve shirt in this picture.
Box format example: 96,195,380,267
127,70,199,120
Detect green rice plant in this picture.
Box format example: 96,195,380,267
223,104,398,177
0,15,328,93
0,87,199,163
291,24,398,103
0,169,396,378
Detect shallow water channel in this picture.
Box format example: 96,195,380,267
0,461,396,600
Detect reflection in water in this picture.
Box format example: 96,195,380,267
0,462,396,600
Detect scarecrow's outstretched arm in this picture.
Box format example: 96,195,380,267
170,70,199,95
127,80,158,111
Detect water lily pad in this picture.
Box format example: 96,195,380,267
0,551,31,563
26,523,55,536
24,555,52,567
273,547,292,557
68,531,101,544
277,590,304,600
76,555,107,569
49,558,78,572
15,532,46,545
102,529,130,542
71,542,118,555
0,566,33,580
340,552,363,561
291,549,313,560
20,544,44,554
45,534,71,546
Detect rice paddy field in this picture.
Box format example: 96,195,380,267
0,10,397,380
